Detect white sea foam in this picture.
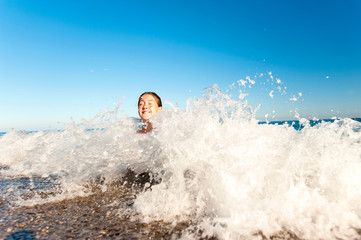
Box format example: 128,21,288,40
0,86,361,239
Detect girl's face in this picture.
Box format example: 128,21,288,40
138,94,162,121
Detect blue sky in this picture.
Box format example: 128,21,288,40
1,0,360,131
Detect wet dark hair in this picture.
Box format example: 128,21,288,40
138,92,162,107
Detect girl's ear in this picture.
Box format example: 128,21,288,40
159,107,162,111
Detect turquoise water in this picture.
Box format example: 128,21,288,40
260,118,361,130
2,118,360,136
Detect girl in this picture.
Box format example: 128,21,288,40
137,92,162,133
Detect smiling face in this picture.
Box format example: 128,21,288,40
138,94,162,121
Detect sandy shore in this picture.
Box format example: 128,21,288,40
0,187,307,240
1,175,355,239
0,183,194,239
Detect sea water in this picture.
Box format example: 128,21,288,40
1,86,361,239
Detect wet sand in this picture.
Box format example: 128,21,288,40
0,182,304,240
0,183,193,239
1,174,354,239
0,191,306,240
0,188,307,240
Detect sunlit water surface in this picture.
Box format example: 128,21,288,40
1,87,361,239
